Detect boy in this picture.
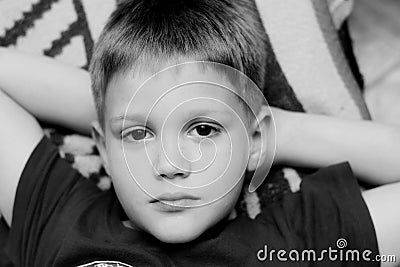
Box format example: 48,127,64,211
1,0,400,266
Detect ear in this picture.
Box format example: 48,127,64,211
91,121,111,176
247,105,271,172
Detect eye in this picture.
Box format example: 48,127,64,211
122,127,154,142
188,123,221,138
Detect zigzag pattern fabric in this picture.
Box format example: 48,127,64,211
0,0,115,68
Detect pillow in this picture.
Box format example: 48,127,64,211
256,0,369,119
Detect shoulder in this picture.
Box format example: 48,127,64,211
256,162,378,260
6,135,111,266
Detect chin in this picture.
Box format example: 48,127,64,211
154,230,201,244
148,217,207,244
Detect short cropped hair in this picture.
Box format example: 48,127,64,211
90,0,269,128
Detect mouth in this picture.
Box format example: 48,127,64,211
149,192,201,211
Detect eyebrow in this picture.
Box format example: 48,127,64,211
109,109,234,125
109,114,146,124
188,110,233,119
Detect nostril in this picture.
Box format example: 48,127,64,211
176,172,188,178
154,152,191,179
158,171,189,179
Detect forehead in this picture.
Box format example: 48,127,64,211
105,63,245,123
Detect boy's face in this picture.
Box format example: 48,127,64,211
96,63,266,243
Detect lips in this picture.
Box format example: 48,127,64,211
150,192,200,203
150,192,200,213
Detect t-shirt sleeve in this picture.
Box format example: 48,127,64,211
257,162,379,265
5,136,102,266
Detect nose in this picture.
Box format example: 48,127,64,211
153,140,191,180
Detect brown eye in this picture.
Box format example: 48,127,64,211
131,129,147,140
122,127,153,142
188,123,220,138
195,125,213,136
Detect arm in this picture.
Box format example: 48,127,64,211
273,108,400,185
273,108,400,264
0,88,43,226
363,183,400,266
0,48,96,135
0,48,95,226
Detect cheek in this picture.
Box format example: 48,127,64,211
210,135,248,195
218,132,249,174
107,140,151,176
106,144,150,212
105,141,142,194
205,177,244,221
107,141,164,201
106,141,127,175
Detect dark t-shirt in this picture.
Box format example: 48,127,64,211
5,137,379,266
